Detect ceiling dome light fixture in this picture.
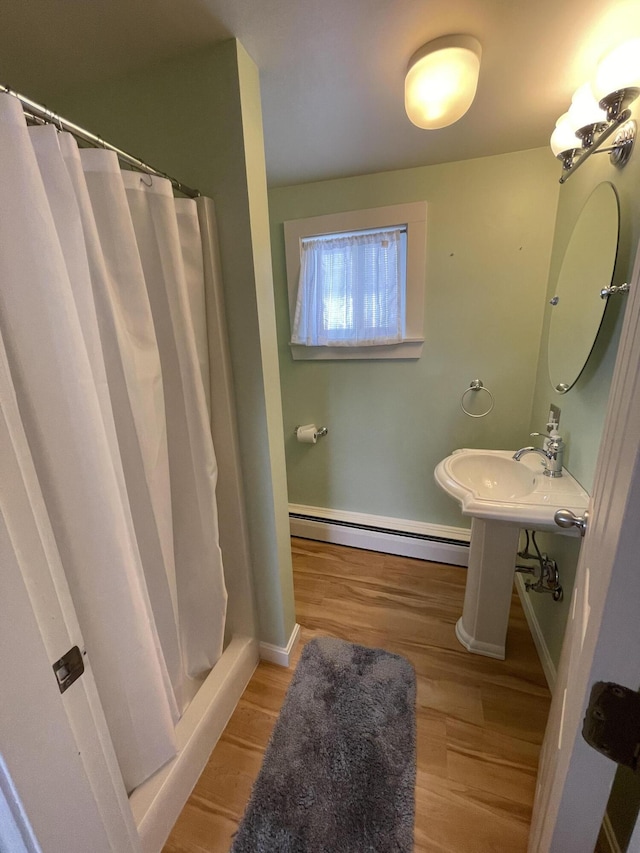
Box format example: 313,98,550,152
405,34,482,130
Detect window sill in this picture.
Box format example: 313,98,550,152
289,339,424,361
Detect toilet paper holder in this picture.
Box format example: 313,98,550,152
294,425,328,438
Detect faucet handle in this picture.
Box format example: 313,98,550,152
531,430,563,446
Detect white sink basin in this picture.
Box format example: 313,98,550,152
434,448,589,531
446,452,536,500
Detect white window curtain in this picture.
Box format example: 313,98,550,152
292,228,403,346
0,93,228,792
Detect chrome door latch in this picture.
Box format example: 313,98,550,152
52,645,84,694
554,508,589,536
583,681,640,771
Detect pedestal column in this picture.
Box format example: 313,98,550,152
455,518,521,659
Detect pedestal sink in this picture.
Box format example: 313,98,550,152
434,449,589,659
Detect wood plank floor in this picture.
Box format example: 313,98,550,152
164,537,551,853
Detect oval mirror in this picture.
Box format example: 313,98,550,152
548,182,619,394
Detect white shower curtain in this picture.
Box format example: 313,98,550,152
75,146,183,705
175,197,211,417
0,93,228,791
122,173,227,676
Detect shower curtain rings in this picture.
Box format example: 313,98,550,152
461,379,494,418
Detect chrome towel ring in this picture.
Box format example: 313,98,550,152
461,379,494,418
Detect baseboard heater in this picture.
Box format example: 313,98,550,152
289,508,470,567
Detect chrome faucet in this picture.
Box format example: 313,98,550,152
513,432,564,478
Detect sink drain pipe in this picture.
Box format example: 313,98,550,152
515,529,563,602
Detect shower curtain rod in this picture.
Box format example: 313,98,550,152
1,83,200,198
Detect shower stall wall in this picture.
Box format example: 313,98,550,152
0,90,259,852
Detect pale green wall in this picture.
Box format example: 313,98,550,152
524,139,640,669
524,130,640,850
54,41,295,648
234,44,297,645
269,148,560,527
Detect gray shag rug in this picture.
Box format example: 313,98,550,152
230,636,416,853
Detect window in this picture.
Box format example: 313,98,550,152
292,227,406,346
284,202,426,360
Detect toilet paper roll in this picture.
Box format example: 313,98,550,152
296,424,318,444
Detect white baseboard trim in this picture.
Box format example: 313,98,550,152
514,573,557,691
259,622,301,668
599,812,622,853
455,617,505,660
289,504,470,567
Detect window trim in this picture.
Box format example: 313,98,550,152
284,202,427,360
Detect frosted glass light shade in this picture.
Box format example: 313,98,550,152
593,39,640,100
405,35,482,129
568,83,608,130
550,113,580,156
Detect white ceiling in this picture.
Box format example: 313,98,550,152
3,0,640,186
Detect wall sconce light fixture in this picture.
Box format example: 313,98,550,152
552,39,640,183
405,34,482,130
